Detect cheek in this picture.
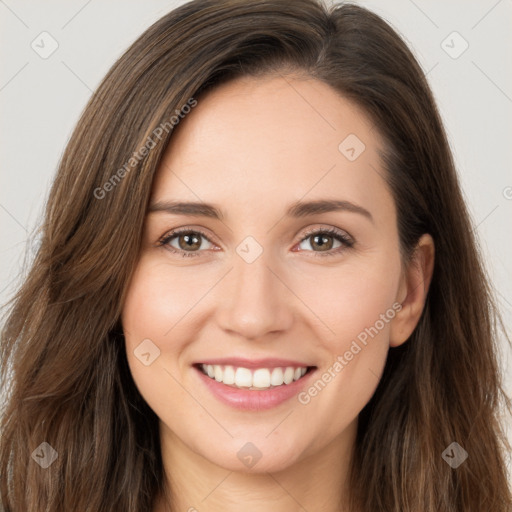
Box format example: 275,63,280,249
331,271,398,350
289,249,401,349
121,259,210,438
289,254,400,442
121,260,189,395
122,259,199,346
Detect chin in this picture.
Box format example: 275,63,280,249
199,434,305,474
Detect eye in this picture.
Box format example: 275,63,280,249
157,226,354,258
158,228,216,258
295,227,354,257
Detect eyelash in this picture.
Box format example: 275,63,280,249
157,226,354,259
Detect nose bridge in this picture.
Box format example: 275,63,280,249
216,246,293,340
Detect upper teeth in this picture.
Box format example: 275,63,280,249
201,364,308,389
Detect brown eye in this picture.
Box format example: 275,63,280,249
297,228,354,257
176,232,202,251
309,233,335,251
159,229,214,257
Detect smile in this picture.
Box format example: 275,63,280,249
193,361,317,411
198,363,311,390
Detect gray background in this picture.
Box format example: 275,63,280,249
1,0,511,463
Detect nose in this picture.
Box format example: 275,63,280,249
215,251,294,341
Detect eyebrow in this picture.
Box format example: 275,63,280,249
148,199,374,223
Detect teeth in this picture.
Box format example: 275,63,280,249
253,368,270,388
235,367,252,387
283,367,294,384
270,367,284,386
200,364,309,390
223,365,235,385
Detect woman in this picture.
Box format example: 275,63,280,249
1,0,510,510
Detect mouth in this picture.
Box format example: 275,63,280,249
193,363,317,390
191,356,318,410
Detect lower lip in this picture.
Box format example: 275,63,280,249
194,366,317,411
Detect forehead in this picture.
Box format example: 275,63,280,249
150,75,393,226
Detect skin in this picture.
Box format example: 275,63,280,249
121,74,434,512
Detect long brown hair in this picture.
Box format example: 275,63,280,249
1,1,510,510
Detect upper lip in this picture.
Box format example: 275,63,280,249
194,357,315,369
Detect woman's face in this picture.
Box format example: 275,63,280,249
121,74,414,473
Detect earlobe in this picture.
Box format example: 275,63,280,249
389,234,435,347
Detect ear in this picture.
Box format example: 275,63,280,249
389,233,435,347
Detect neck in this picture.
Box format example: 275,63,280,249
154,420,357,512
